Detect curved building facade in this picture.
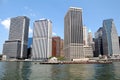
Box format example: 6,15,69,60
32,19,52,60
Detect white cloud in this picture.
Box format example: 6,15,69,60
29,27,33,35
1,18,10,30
24,6,36,17
52,32,57,36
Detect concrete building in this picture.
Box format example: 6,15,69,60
2,16,29,59
88,31,93,46
52,36,61,57
84,46,93,58
60,39,64,57
32,19,52,60
64,7,84,61
102,19,120,57
83,26,88,46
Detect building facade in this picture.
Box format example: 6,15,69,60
83,26,88,46
52,36,61,57
32,19,52,60
60,39,64,57
94,27,103,57
88,31,93,46
102,19,120,57
2,16,29,59
64,7,84,60
84,46,93,58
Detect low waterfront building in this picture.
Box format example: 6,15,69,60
84,46,93,58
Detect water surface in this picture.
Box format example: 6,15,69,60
0,62,120,80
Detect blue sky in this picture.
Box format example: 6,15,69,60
0,0,120,53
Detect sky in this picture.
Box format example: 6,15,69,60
0,0,120,53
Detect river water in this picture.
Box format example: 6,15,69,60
0,62,120,80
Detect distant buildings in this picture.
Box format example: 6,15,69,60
27,37,33,59
95,19,120,58
2,16,29,59
64,7,84,60
102,19,120,57
32,19,52,60
83,26,94,58
83,26,88,46
52,36,61,57
88,31,93,46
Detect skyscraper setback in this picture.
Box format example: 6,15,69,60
32,19,52,60
3,16,30,59
64,7,84,60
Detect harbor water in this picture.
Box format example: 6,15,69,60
0,62,120,80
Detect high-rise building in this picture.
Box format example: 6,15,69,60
83,26,88,46
102,19,120,57
32,19,52,60
52,36,61,57
88,31,93,46
94,27,103,57
64,7,84,60
2,16,29,59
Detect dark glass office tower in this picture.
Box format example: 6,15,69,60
64,7,84,61
94,27,103,57
3,16,30,59
102,19,120,57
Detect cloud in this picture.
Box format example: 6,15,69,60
29,27,33,34
24,6,36,17
52,32,57,36
1,18,10,30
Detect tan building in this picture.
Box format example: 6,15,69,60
60,39,64,57
64,7,84,61
84,46,93,58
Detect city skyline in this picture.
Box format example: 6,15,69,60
1,0,120,53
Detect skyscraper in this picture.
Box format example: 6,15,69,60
64,7,84,61
102,19,120,57
3,16,30,59
32,19,52,60
94,27,103,57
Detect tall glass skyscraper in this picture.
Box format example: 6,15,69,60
64,7,84,61
102,19,120,57
32,19,52,60
3,16,30,59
